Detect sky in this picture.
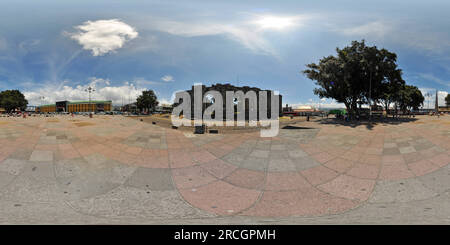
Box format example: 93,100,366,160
0,0,449,108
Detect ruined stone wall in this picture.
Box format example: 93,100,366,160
176,83,282,120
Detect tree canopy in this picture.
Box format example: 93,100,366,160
303,40,421,118
136,90,158,113
446,94,450,107
0,90,28,112
397,85,424,113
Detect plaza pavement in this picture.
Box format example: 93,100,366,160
0,114,449,224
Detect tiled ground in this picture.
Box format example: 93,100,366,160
0,115,449,224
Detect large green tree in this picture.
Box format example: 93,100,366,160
136,90,158,113
303,40,404,118
0,90,28,113
397,85,424,114
446,93,450,107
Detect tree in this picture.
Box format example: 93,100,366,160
303,40,404,119
397,85,424,114
446,93,450,107
378,69,405,114
136,90,158,113
0,90,28,113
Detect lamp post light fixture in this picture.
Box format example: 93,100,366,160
39,96,45,106
85,86,96,114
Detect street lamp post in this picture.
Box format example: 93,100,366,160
39,96,45,114
368,65,378,123
85,86,95,114
369,70,372,122
424,92,432,112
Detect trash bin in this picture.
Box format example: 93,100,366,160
194,124,205,134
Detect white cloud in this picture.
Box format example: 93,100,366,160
152,20,276,56
290,98,346,109
161,75,174,82
134,78,161,86
68,19,138,56
251,15,307,31
341,21,392,39
336,19,450,54
147,14,308,57
24,77,144,106
418,73,450,87
157,98,172,105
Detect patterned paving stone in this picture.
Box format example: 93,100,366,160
241,188,358,217
29,150,53,162
224,168,265,190
324,158,355,173
292,156,321,171
318,175,375,201
221,152,246,166
416,164,450,193
300,166,339,186
288,149,308,158
383,148,401,155
310,152,334,164
240,156,269,171
0,161,67,203
1,115,449,223
200,158,237,179
346,163,380,179
369,179,438,203
268,158,297,172
83,153,108,166
7,148,33,161
0,159,27,176
178,180,261,215
249,150,270,158
384,142,397,148
67,186,214,219
379,162,415,180
169,151,196,168
407,159,440,176
428,153,450,168
265,172,311,191
54,157,135,199
125,168,174,191
172,166,216,189
399,146,416,154
0,171,15,190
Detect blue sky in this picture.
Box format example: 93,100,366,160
0,0,449,107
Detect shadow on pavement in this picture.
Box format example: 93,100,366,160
282,125,315,130
317,117,419,130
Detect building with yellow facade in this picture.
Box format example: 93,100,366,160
36,100,112,113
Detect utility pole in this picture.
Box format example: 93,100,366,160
435,90,439,115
